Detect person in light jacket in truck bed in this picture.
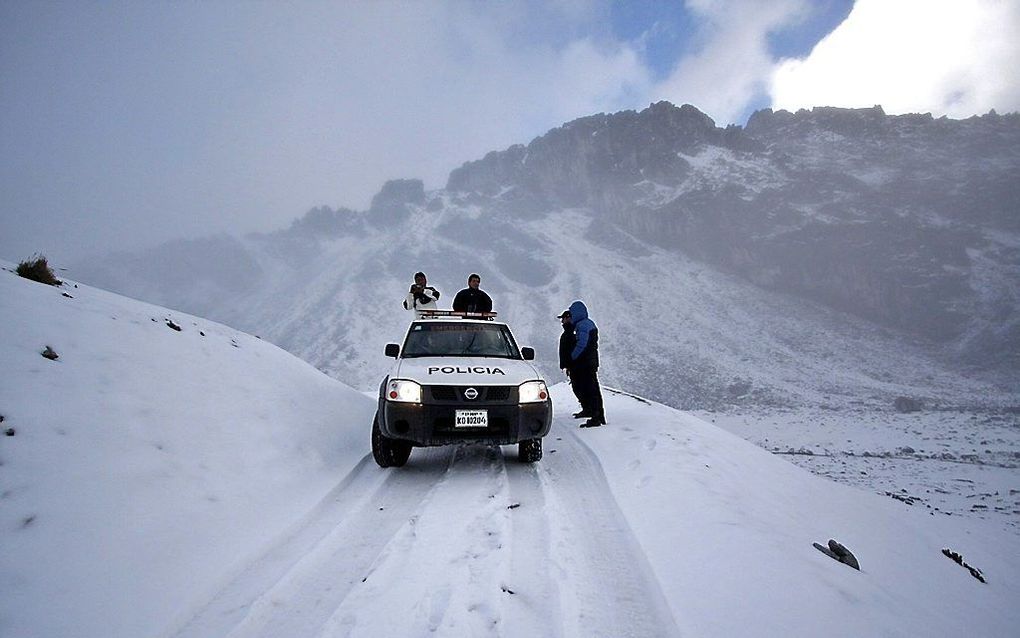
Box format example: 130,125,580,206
403,271,440,318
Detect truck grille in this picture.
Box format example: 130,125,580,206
428,385,514,402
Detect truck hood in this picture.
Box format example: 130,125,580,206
394,357,543,386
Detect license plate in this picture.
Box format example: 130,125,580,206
455,409,488,428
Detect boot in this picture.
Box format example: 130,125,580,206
573,410,591,419
579,418,602,428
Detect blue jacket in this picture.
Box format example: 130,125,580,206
569,300,599,368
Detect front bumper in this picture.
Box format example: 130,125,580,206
379,387,552,446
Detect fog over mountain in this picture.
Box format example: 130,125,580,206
74,102,1019,410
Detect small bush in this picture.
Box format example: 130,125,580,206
16,255,62,286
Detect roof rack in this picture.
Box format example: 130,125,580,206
418,309,498,321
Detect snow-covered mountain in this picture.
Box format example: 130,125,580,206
450,103,1020,360
72,102,1019,410
3,265,1018,638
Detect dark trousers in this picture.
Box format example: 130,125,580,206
571,365,605,422
568,372,584,405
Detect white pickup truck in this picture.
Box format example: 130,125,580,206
372,313,552,467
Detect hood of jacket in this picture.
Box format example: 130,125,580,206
569,300,588,324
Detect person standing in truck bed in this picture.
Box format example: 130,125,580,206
452,273,493,314
403,271,441,318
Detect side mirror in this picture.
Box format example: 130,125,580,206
521,347,535,360
385,343,400,358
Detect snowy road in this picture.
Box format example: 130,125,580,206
171,417,680,638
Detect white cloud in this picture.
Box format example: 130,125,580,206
652,0,809,125
26,1,1017,262
770,0,1020,117
0,2,655,261
131,3,651,217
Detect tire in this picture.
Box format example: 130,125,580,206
518,437,542,463
372,413,412,468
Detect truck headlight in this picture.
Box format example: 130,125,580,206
518,380,548,403
387,379,422,403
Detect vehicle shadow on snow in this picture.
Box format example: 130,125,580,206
393,442,531,471
385,440,538,469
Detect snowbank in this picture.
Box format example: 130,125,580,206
567,385,1020,637
0,265,374,637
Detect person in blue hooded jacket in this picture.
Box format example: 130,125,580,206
567,300,606,427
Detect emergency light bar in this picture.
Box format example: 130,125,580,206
419,309,498,320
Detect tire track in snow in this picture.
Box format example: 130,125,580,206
172,422,679,638
540,420,682,638
500,455,566,638
170,447,456,638
316,444,519,637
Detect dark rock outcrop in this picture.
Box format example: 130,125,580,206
814,539,861,570
894,397,924,413
448,102,761,213
369,179,426,224
286,206,363,237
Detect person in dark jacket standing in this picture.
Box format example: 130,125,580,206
452,273,493,313
557,309,584,410
567,300,606,427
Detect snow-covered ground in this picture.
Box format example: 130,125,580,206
2,265,1018,637
703,409,1020,537
0,264,374,637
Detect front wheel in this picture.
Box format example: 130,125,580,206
518,437,542,463
372,413,411,468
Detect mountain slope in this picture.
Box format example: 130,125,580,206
2,265,1017,637
74,205,1014,412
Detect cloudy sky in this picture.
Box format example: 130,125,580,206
2,0,1018,262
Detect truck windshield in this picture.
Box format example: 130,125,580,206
402,322,521,359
